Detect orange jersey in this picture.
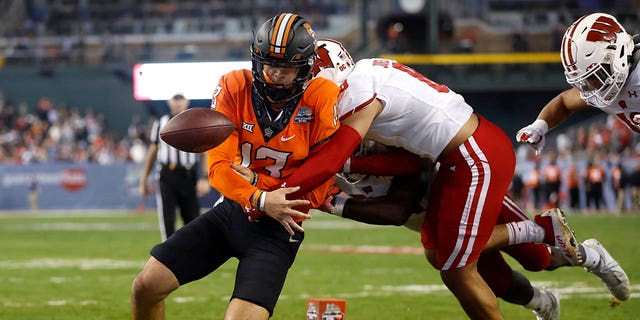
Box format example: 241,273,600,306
585,165,606,183
525,169,540,189
207,69,340,212
543,165,561,183
566,166,580,189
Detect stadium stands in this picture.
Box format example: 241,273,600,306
1,1,637,66
0,92,150,164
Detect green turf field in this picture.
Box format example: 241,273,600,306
0,211,638,319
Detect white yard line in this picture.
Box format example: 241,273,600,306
303,244,424,255
0,222,158,231
0,258,143,270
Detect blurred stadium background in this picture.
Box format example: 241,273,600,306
2,0,640,212
1,0,640,318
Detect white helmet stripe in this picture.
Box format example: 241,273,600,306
272,13,295,54
562,14,589,68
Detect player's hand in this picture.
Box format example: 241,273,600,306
230,163,254,183
264,186,311,235
515,120,549,153
516,127,545,152
633,114,640,127
230,163,281,189
318,184,346,215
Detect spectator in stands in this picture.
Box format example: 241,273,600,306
584,158,606,213
517,13,640,156
611,162,629,213
509,172,524,207
525,163,542,211
629,161,640,211
511,32,529,52
127,114,148,141
28,173,39,211
385,23,410,53
454,30,476,53
0,93,140,165
566,160,581,211
35,96,54,123
543,157,562,208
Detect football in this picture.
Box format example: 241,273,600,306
160,107,235,152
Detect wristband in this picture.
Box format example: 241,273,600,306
251,171,258,186
531,119,549,134
332,196,348,217
251,190,263,209
258,191,267,211
342,157,351,173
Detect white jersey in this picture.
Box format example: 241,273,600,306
337,58,473,160
596,65,640,133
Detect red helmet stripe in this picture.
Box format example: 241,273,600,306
587,16,623,42
562,14,589,68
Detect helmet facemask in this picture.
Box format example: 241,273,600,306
251,54,313,105
566,51,628,108
250,13,317,106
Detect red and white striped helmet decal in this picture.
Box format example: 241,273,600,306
586,16,624,42
561,13,625,73
561,14,589,72
269,13,298,58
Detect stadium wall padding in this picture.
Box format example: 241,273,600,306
0,163,220,211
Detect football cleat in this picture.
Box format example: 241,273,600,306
582,239,631,301
532,288,560,320
534,208,582,265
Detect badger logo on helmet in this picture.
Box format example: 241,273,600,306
312,39,356,85
561,13,634,108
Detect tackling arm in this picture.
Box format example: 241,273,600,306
346,148,423,175
536,88,590,130
340,173,428,226
282,98,383,199
516,88,589,151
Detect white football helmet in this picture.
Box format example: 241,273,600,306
561,13,634,108
312,38,355,85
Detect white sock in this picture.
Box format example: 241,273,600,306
524,286,546,311
506,220,545,245
580,244,600,269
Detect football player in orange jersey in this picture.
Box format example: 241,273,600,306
131,13,360,320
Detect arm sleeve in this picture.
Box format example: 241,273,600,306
284,125,361,199
280,78,358,200
255,173,281,190
207,131,259,209
256,78,346,212
253,171,336,216
349,148,423,175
